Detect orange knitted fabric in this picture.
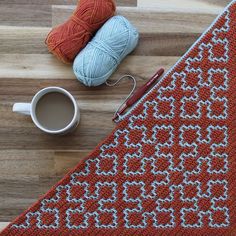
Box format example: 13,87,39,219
1,1,236,235
45,0,116,64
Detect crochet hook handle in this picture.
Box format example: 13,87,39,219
127,68,164,106
113,68,164,121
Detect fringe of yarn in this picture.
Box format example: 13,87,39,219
45,0,116,64
73,15,139,87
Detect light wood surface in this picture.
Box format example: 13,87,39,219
0,0,228,232
0,26,49,54
0,54,177,80
0,1,137,27
138,0,230,12
0,0,137,6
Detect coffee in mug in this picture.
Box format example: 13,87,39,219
13,87,80,135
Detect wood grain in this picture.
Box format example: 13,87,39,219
0,54,177,80
52,6,217,56
53,6,216,33
0,175,63,221
0,150,89,176
0,26,50,54
138,0,229,12
0,1,137,27
0,4,51,27
0,0,137,7
201,0,230,6
0,0,78,4
0,151,90,220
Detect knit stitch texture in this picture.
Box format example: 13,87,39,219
1,1,236,235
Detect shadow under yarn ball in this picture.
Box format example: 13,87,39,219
45,0,116,64
73,15,139,87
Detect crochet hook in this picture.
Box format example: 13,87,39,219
113,68,165,121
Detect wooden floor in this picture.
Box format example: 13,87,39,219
0,0,231,231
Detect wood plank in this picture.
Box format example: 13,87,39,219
0,0,137,7
0,27,197,57
202,0,231,6
0,1,137,27
52,5,216,34
116,0,137,6
0,150,91,221
0,0,78,4
52,6,217,56
0,54,74,80
0,26,50,54
0,150,90,177
138,0,230,13
0,25,199,57
0,4,51,27
0,176,62,221
0,54,177,80
53,6,216,33
1,0,223,10
0,151,94,221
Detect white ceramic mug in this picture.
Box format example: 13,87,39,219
13,87,80,135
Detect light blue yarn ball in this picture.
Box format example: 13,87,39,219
73,15,139,87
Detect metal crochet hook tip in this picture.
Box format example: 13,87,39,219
112,68,165,122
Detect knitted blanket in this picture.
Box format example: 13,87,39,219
1,1,236,235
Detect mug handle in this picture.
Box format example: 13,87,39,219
13,103,31,116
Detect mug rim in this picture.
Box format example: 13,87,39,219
31,87,79,134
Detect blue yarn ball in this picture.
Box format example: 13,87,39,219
73,15,139,87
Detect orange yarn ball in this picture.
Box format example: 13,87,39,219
45,0,116,64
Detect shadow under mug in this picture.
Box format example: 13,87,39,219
12,87,80,135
